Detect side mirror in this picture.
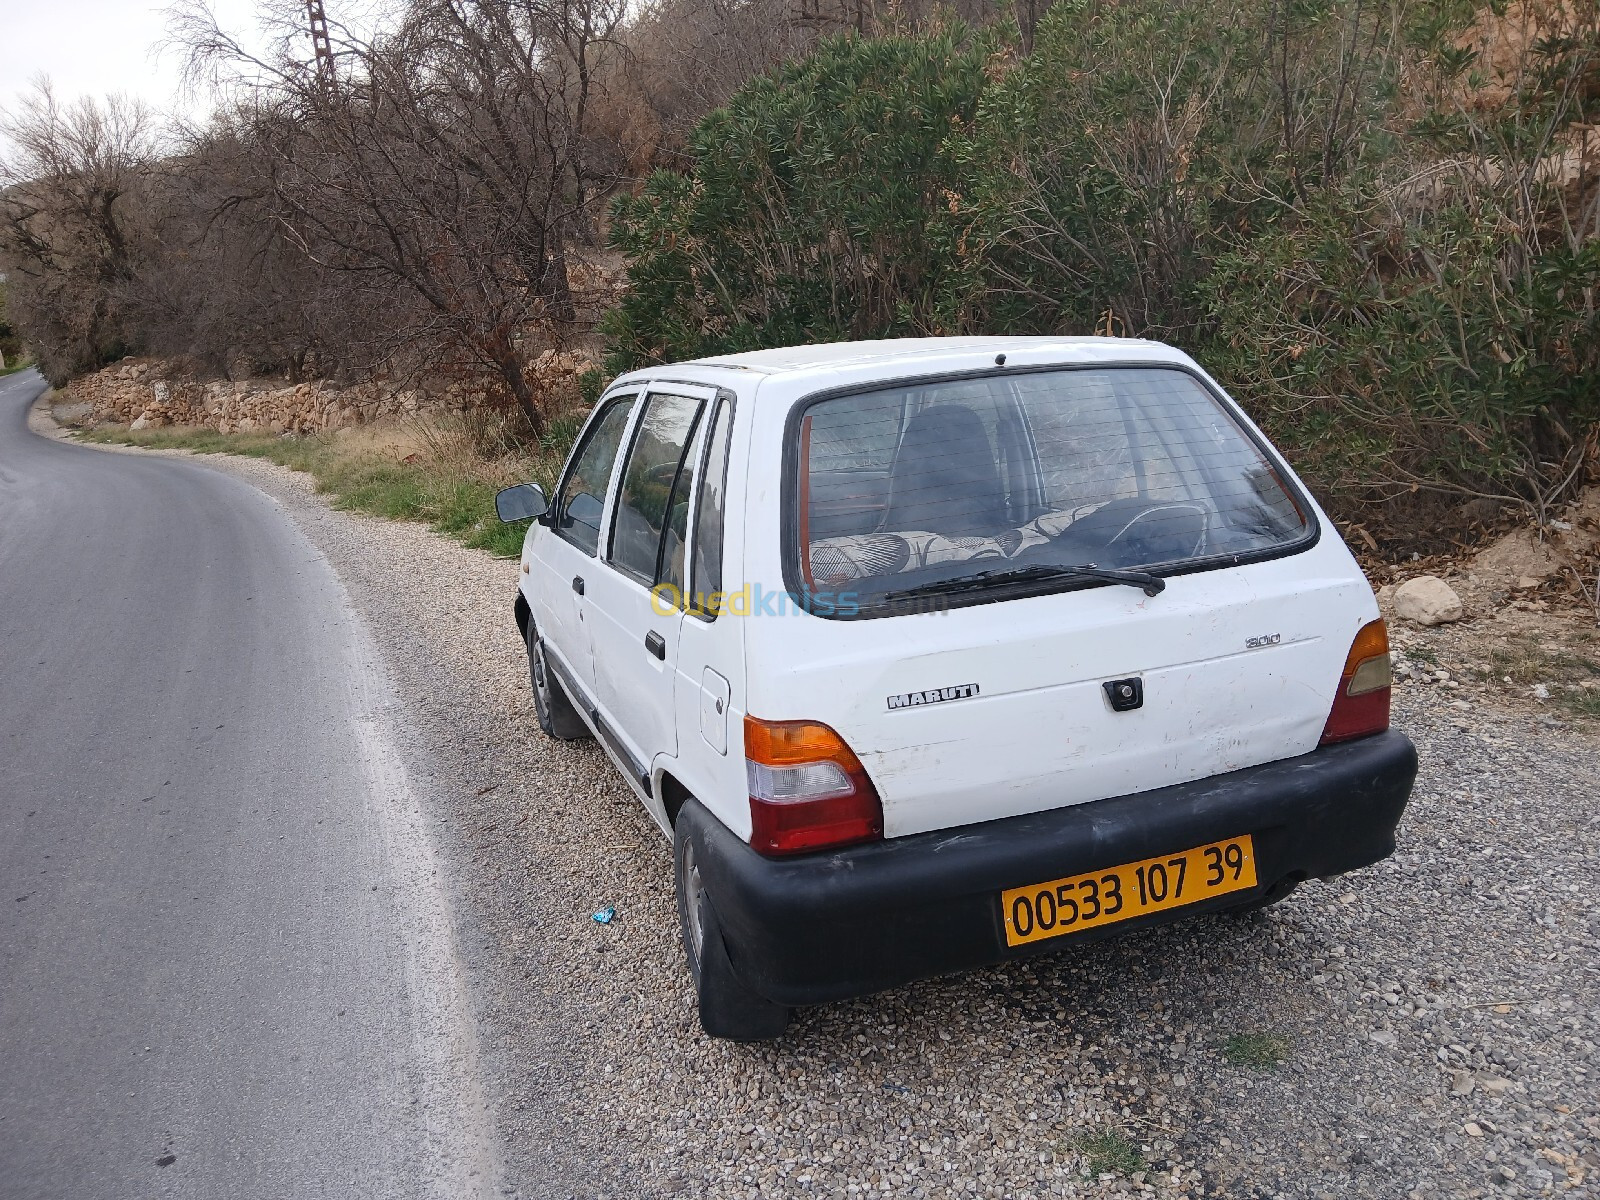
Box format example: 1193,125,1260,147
495,482,548,523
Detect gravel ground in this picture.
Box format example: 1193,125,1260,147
68,435,1600,1199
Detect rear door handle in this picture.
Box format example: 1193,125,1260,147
644,630,666,660
571,576,585,595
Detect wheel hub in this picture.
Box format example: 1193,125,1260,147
684,841,706,960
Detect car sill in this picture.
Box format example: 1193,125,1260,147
545,652,653,796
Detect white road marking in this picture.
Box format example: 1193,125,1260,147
342,601,504,1197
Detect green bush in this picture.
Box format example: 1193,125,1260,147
1206,187,1600,517
606,2,1600,532
604,29,991,372
953,0,1272,337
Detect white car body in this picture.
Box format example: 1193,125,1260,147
507,336,1416,1039
522,337,1368,836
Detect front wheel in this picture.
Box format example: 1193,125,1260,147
674,822,790,1042
526,625,590,741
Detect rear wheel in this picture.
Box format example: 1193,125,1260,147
525,625,590,741
674,823,790,1042
1221,878,1300,915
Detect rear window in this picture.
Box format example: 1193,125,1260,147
795,367,1309,610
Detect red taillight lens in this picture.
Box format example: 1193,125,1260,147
744,715,884,856
1320,618,1392,745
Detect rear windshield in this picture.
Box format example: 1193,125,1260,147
795,366,1309,610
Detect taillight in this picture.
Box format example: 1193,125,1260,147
1320,618,1392,745
744,715,884,856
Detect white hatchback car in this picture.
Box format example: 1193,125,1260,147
496,337,1417,1041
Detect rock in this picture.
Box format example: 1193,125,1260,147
1475,528,1564,584
62,352,572,437
1450,1071,1475,1096
1394,576,1464,626
1370,1029,1398,1046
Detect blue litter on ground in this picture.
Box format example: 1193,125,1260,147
592,906,616,925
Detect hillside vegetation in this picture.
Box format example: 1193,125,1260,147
2,0,1597,542
608,0,1600,533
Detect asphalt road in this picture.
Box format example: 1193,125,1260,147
0,370,500,1199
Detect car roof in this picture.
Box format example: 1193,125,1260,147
612,336,1192,387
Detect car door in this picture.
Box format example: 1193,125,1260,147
528,392,638,707
671,393,750,828
585,384,716,786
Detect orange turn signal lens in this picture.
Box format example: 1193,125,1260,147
743,715,883,856
743,716,864,769
1342,619,1391,690
1320,618,1392,744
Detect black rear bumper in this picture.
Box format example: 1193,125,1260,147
683,729,1417,1007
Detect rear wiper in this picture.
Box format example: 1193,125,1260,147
880,562,1166,601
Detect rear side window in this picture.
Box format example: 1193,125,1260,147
691,398,733,610
796,367,1309,607
609,392,705,584
659,406,710,595
555,395,635,555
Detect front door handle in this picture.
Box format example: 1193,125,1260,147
571,576,585,595
644,630,666,660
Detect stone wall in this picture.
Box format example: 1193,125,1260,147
62,350,597,434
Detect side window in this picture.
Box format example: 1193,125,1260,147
659,410,709,595
555,395,636,556
608,392,705,584
691,398,732,612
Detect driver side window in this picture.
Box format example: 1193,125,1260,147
555,395,636,556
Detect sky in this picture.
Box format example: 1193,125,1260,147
0,1,392,156
0,1,270,135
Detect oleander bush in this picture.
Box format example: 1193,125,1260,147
603,28,990,370
609,1,1600,533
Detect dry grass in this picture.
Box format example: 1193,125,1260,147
75,410,581,558
1467,632,1600,720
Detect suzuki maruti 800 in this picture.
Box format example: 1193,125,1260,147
496,337,1418,1040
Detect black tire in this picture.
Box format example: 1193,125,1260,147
526,624,591,741
1221,878,1300,915
674,822,790,1042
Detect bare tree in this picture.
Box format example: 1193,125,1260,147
127,108,400,381
0,82,160,383
170,0,624,432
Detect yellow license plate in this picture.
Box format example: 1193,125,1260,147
1001,835,1258,947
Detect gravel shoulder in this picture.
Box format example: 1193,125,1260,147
63,421,1600,1200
